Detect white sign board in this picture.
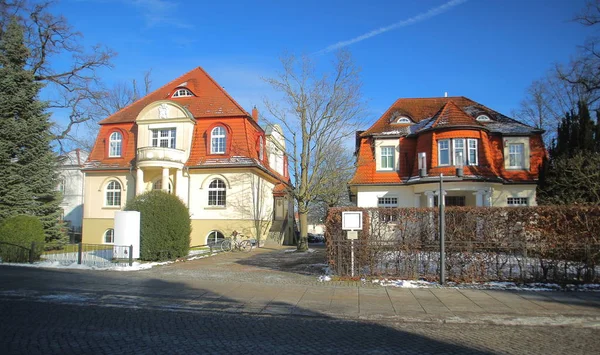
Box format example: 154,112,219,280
342,211,363,231
347,231,358,240
114,211,140,259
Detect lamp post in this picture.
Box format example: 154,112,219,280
439,173,446,285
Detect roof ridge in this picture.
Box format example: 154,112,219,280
100,67,204,124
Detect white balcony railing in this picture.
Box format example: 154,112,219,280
137,147,186,164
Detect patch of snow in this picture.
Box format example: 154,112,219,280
318,275,331,282
39,294,91,302
372,279,437,288
0,260,174,272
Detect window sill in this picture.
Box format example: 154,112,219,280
102,206,122,210
376,169,398,172
506,167,527,170
205,206,226,210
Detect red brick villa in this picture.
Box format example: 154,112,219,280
349,97,546,208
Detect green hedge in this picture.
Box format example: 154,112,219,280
125,191,191,261
0,215,45,262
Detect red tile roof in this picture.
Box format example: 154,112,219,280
99,67,249,124
430,101,482,128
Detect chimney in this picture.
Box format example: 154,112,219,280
444,92,448,98
252,106,259,121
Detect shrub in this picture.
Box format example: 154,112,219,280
125,190,191,261
0,215,45,262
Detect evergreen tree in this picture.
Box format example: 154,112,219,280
538,101,600,205
0,18,64,241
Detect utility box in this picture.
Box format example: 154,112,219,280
114,211,140,259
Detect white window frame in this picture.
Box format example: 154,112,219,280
259,136,264,161
467,139,478,166
109,132,122,157
438,140,450,166
377,197,398,207
105,180,122,207
507,197,528,206
438,138,478,166
476,115,491,122
380,146,394,170
172,88,193,98
151,128,176,148
104,229,114,244
208,179,226,207
508,143,525,169
396,117,411,124
211,126,226,154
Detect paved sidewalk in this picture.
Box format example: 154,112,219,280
1,245,600,328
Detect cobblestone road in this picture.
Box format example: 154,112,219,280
1,299,598,355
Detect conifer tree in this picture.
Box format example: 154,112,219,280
0,18,64,241
538,101,600,205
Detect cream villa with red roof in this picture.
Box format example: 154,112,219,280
82,67,293,246
349,97,546,208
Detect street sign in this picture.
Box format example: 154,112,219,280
342,211,362,231
347,231,358,240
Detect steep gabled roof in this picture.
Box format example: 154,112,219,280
100,67,249,124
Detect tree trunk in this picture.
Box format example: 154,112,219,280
297,211,309,251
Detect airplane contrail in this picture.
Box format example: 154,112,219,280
315,0,468,54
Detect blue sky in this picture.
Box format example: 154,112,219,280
53,0,593,126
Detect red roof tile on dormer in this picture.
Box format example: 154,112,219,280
99,67,249,124
430,101,483,129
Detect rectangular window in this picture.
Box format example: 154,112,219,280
377,197,398,207
508,143,524,168
378,197,398,222
380,146,394,170
438,138,478,166
438,140,450,166
453,139,465,166
467,139,478,165
507,197,528,206
151,128,176,148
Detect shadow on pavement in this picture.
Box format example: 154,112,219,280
0,266,495,354
235,243,329,276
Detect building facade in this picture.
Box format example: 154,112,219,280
82,67,293,246
349,97,546,208
57,149,88,229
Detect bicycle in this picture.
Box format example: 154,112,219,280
220,232,253,253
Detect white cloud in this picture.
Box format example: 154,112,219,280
131,0,194,29
316,0,468,54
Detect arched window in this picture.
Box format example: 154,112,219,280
208,179,226,206
153,179,172,194
109,132,122,157
211,126,226,154
206,230,225,245
105,180,122,207
104,229,114,244
172,88,193,98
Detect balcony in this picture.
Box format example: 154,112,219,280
137,147,186,167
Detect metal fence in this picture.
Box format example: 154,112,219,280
0,242,134,267
329,240,600,283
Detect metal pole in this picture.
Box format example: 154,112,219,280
439,173,445,285
77,242,83,265
351,238,355,278
129,245,133,266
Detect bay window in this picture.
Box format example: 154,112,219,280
438,138,478,166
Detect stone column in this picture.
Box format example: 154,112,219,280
162,168,169,192
424,191,435,208
474,190,484,207
136,168,144,195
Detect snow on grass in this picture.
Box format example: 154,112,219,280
0,250,218,271
318,275,332,282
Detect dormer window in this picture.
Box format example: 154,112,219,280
172,88,193,98
396,117,412,124
109,132,122,157
211,126,226,154
476,114,491,122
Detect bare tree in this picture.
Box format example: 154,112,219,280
1,0,116,152
264,50,366,251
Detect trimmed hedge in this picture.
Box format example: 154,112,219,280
0,215,45,262
326,206,600,283
125,190,191,261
